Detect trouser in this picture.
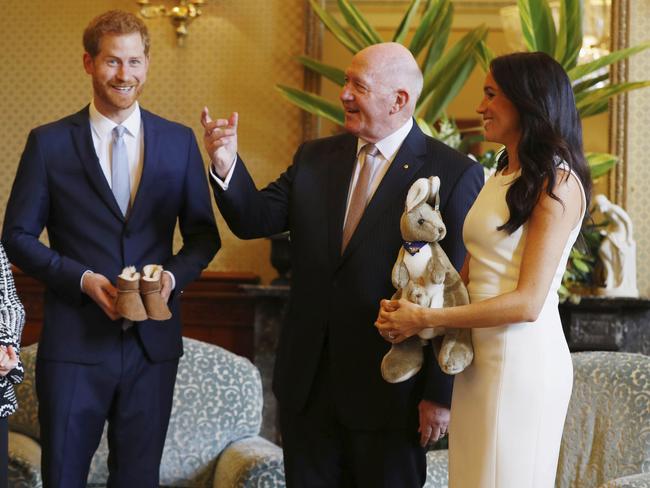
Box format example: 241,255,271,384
279,353,427,488
36,326,178,488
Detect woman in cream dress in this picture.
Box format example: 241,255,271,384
376,52,592,488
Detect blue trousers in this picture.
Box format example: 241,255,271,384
36,327,178,488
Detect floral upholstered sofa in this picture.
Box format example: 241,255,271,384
8,337,285,487
10,345,648,488
424,351,650,488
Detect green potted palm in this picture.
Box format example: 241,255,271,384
276,0,487,134
497,0,650,300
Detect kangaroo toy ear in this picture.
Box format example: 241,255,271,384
428,176,441,210
406,178,431,212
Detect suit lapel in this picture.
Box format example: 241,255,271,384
327,135,358,272
70,106,124,220
340,122,426,262
129,109,158,219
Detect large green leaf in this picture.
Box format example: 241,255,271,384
417,25,487,122
572,73,609,98
568,41,650,81
338,0,383,46
586,152,618,179
577,81,650,117
580,100,609,118
276,85,345,125
309,0,363,54
555,0,583,70
393,0,422,44
422,2,454,74
475,40,495,72
297,56,346,86
409,0,450,57
419,25,486,101
423,57,477,122
518,0,556,55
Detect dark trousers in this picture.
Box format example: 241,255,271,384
35,327,178,488
0,416,6,488
279,354,427,488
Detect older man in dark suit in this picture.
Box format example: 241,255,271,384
202,42,483,487
3,10,219,488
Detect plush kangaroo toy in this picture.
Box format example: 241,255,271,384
381,176,473,383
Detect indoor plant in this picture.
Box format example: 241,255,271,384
276,0,487,132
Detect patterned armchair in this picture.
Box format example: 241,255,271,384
7,337,286,487
424,351,650,488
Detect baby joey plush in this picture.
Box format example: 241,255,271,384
381,176,473,383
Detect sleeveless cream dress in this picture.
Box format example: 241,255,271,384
448,167,585,488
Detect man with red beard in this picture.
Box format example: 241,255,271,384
2,10,219,487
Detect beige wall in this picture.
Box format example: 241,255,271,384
1,1,645,291
0,0,306,283
627,1,650,296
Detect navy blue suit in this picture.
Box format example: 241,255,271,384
212,123,484,487
3,106,219,487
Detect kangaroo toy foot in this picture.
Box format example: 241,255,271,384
438,330,474,374
381,336,424,383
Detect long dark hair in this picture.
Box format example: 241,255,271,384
490,52,592,234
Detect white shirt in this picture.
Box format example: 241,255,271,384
88,101,144,204
342,118,413,228
82,101,175,291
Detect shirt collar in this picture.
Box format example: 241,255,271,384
89,101,141,141
356,118,413,161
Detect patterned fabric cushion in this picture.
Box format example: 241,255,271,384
557,352,650,488
600,473,650,487
7,343,38,440
10,338,267,488
213,436,285,487
87,337,264,486
419,352,650,488
600,473,650,488
7,431,42,488
424,449,448,488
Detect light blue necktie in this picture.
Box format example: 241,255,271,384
111,125,131,216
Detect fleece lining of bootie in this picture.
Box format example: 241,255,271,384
141,264,163,290
116,266,147,321
140,264,171,321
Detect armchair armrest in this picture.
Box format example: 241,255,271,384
213,435,285,487
599,473,650,488
8,431,42,488
424,449,449,488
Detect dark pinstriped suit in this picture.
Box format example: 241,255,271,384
212,122,484,487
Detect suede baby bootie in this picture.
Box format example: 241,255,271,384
116,266,148,321
140,264,172,321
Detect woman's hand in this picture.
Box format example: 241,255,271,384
375,298,430,342
0,345,18,377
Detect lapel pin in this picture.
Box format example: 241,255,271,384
403,163,409,169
